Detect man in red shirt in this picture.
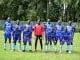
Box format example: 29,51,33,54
34,20,44,51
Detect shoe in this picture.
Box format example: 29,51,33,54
22,50,25,52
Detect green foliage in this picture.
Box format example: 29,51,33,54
0,0,80,21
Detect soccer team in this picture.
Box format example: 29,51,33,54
3,17,75,53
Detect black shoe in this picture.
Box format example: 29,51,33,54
22,50,25,52
66,50,69,52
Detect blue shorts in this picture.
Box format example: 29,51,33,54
13,34,21,41
4,33,11,40
61,38,72,45
45,34,52,41
56,32,62,40
23,36,32,43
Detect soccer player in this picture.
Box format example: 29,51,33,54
66,21,75,53
55,20,64,53
34,20,44,51
50,25,56,52
61,27,73,53
4,17,12,50
45,19,53,52
12,20,22,51
22,20,33,52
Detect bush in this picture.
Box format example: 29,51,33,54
0,26,3,30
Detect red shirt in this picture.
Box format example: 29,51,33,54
34,24,44,36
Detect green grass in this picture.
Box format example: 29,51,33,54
0,30,80,60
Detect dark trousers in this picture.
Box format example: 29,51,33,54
35,35,43,51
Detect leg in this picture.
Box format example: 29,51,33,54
29,40,32,51
35,35,38,51
4,35,7,50
13,40,17,51
60,39,64,53
45,35,48,52
23,41,26,52
53,37,57,52
9,37,11,50
39,35,43,51
18,36,21,50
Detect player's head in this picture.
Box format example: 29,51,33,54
7,17,11,23
64,27,67,32
58,20,62,25
37,19,41,25
47,19,51,24
16,20,20,25
27,20,31,25
68,21,72,26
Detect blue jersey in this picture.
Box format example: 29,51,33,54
23,24,33,35
56,24,64,37
56,24,64,32
66,25,73,32
12,23,22,35
66,25,75,36
23,24,33,41
45,23,53,34
4,21,12,34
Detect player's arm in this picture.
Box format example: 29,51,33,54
3,23,6,32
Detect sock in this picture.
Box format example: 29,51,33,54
45,45,48,51
23,45,26,50
54,45,56,51
60,45,62,53
50,45,53,49
13,44,16,50
9,43,11,50
4,43,6,49
68,45,72,53
48,45,50,50
69,45,72,52
67,45,69,51
29,45,32,50
18,43,21,50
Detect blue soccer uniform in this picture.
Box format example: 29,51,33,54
60,28,73,53
12,21,22,51
45,22,53,52
23,23,33,52
55,23,64,45
4,20,12,50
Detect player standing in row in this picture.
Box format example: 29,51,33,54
60,27,73,53
55,20,64,53
4,17,12,50
22,20,33,52
45,19,53,52
12,20,22,51
66,21,76,53
34,20,44,51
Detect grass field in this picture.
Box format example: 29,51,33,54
0,30,80,60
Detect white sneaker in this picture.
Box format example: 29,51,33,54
68,51,72,54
